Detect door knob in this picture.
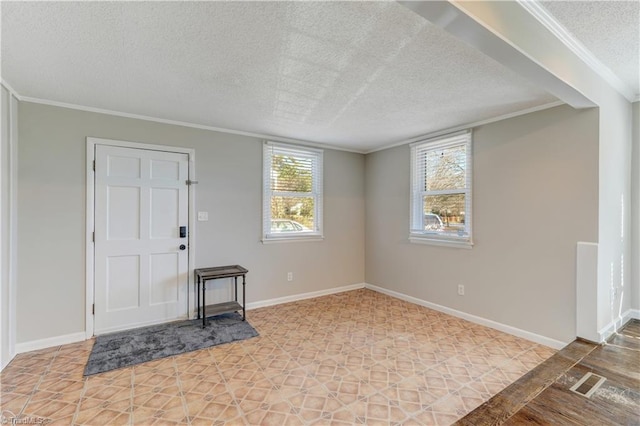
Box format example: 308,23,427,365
179,244,186,250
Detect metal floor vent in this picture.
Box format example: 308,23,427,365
569,372,607,398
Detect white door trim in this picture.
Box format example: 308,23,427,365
1,86,19,370
85,137,196,339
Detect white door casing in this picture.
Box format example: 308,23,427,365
94,145,189,334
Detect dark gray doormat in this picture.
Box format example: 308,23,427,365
84,313,258,376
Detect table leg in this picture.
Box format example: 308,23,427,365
202,280,206,328
242,274,246,321
196,275,201,319
234,276,238,302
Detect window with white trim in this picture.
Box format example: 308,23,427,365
410,131,472,247
263,142,323,241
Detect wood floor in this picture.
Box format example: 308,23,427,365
457,319,640,425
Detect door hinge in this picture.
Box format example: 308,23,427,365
92,304,95,315
186,180,199,186
93,160,95,171
92,231,95,242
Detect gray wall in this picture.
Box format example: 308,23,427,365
365,105,599,343
632,101,640,312
17,101,365,343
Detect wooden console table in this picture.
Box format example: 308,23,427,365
194,265,247,328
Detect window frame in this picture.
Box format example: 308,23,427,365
262,141,324,243
409,131,473,248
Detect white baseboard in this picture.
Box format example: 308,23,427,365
14,284,366,355
246,283,366,311
15,331,87,355
15,282,578,354
1,351,15,372
598,309,638,342
364,283,569,350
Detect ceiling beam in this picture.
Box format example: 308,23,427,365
398,0,596,109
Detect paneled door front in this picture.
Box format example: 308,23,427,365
94,145,189,334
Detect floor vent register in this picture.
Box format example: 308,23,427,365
569,372,607,398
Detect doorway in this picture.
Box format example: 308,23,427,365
86,138,195,336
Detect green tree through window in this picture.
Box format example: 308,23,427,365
424,145,467,229
271,155,315,228
263,143,323,240
410,132,472,245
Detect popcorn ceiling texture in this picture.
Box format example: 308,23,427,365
1,1,557,151
540,1,640,96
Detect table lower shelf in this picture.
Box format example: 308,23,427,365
200,301,243,318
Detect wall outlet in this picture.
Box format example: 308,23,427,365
287,272,293,282
457,284,465,296
197,211,208,221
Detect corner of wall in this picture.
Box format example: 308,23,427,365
364,283,569,349
631,101,640,312
576,242,599,342
0,82,19,371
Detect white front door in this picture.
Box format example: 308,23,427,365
94,145,189,334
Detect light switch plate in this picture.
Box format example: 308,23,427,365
197,211,209,221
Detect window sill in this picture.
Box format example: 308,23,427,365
409,235,473,249
262,235,324,244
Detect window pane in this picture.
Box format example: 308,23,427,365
424,144,466,191
424,194,467,234
271,154,313,193
271,196,315,232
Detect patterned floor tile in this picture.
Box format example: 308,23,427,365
0,289,556,425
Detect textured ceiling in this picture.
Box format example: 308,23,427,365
540,0,640,98
1,1,558,151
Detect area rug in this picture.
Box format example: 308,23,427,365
84,313,258,376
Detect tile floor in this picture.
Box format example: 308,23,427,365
0,289,556,425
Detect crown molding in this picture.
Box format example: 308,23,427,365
3,79,365,154
18,95,366,154
517,0,636,103
365,100,565,154
15,93,566,157
0,80,23,100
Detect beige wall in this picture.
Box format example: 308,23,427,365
12,100,610,345
451,0,632,344
365,105,599,343
632,101,640,312
17,101,365,343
